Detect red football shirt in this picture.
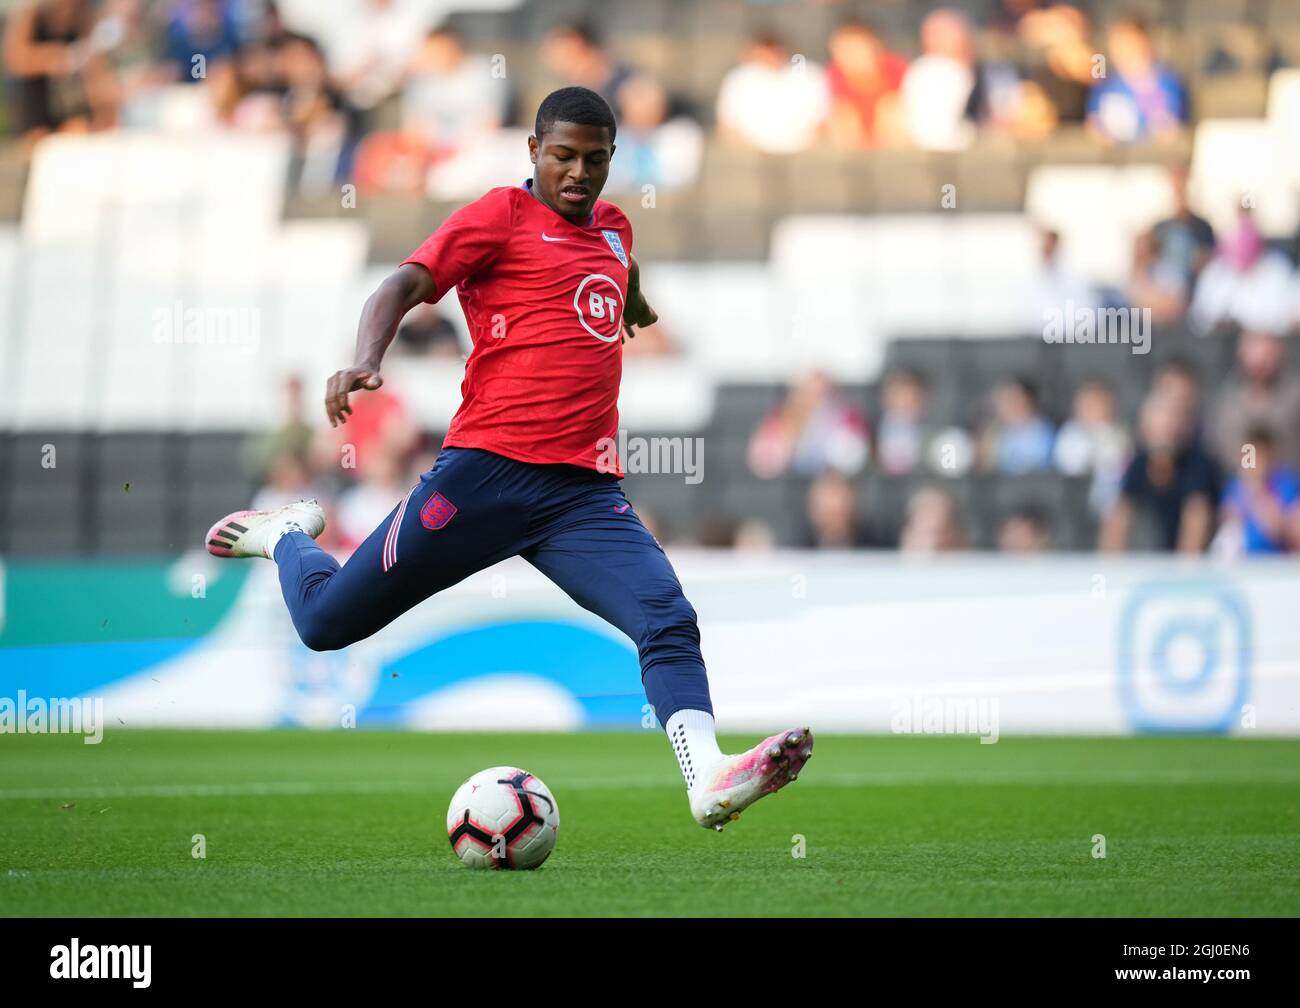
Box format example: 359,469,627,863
401,182,632,475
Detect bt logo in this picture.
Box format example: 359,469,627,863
573,273,623,342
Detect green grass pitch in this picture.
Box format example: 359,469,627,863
1,730,1297,916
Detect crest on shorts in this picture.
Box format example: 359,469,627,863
601,229,628,267
420,491,458,531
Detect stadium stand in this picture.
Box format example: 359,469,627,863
2,0,1300,558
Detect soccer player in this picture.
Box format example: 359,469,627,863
205,87,812,830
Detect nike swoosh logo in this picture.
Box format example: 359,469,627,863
541,233,569,242
613,503,630,513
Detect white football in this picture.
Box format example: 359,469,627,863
446,767,560,870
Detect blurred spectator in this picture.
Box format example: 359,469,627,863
1152,357,1204,424
252,450,317,511
355,25,508,195
824,18,907,149
329,384,418,476
1215,425,1300,555
401,26,507,151
1086,17,1186,144
4,0,111,146
541,21,633,108
716,32,828,154
162,0,241,85
1151,164,1215,293
900,485,966,553
1031,228,1098,329
395,302,462,358
1210,329,1300,472
276,34,347,195
801,471,874,548
978,378,1055,474
1053,379,1130,513
1127,228,1188,327
898,8,977,150
605,73,703,193
748,371,868,478
228,4,302,126
1018,3,1094,126
875,367,934,477
247,375,314,479
1100,392,1218,552
89,0,165,125
997,505,1051,552
334,441,409,552
331,0,427,114
1189,208,1295,336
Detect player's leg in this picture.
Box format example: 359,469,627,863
206,448,530,651
522,474,813,830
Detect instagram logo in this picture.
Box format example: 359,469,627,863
1117,579,1251,733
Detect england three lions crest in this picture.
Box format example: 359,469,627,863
601,229,628,267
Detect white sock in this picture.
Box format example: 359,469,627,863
267,520,306,559
665,709,725,793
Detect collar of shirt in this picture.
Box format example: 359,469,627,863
521,178,594,227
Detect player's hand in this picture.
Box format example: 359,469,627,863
325,367,383,427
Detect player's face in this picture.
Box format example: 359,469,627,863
528,122,614,221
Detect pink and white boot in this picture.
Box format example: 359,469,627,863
205,499,326,559
689,727,814,831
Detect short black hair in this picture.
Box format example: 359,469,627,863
535,86,617,142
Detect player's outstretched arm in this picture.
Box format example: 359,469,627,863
621,255,658,344
326,263,438,427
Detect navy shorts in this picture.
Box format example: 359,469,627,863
273,447,711,721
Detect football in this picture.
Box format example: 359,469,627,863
446,767,560,870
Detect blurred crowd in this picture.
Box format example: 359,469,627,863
3,1,1236,193
251,313,1300,559
734,321,1300,557
6,0,1299,558
717,6,1194,153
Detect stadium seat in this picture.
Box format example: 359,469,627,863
1267,69,1300,184
972,471,1071,551
960,337,1056,424
12,244,99,429
871,152,940,213
641,262,779,381
620,359,714,430
1193,74,1270,118
94,434,173,554
881,337,965,427
1025,164,1176,288
1190,119,1300,237
955,151,1027,211
6,433,90,555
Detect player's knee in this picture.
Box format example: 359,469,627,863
640,594,700,653
296,613,352,653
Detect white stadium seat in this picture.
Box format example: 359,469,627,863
9,131,370,432
1025,164,1175,288
1189,118,1300,238
1266,69,1300,185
